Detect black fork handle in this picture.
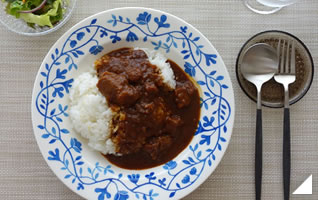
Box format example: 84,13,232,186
283,108,291,200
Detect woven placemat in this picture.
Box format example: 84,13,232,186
0,0,317,199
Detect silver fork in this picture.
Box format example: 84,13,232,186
274,39,296,200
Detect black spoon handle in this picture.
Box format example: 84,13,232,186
283,108,291,200
255,109,262,200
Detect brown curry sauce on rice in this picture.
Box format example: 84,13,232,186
95,48,200,169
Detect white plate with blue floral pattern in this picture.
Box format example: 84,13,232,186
31,7,235,200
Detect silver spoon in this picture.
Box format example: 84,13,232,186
240,43,279,200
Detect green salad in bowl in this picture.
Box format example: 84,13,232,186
0,0,76,35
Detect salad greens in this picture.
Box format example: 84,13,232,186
3,0,65,28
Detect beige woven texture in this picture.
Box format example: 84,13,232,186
0,0,317,199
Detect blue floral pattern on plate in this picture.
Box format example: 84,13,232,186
31,8,234,200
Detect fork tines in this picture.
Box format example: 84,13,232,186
277,39,296,74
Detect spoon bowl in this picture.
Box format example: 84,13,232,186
241,43,279,108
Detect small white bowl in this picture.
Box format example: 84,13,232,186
0,0,76,36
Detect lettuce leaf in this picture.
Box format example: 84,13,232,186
20,0,62,27
5,1,23,17
4,0,64,28
5,0,43,17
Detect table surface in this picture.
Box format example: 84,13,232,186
0,0,317,199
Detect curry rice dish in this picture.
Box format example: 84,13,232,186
70,48,200,169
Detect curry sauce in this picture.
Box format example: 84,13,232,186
95,48,200,169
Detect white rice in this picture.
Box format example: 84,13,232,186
69,71,116,155
69,49,176,155
136,48,176,89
